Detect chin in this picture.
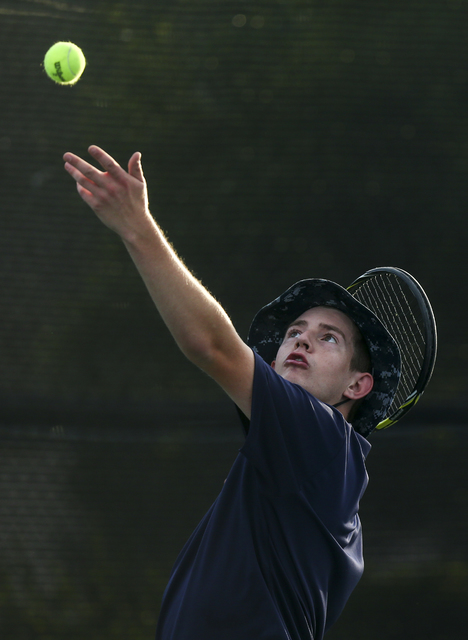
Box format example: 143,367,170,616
281,369,313,391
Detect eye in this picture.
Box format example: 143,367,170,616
322,333,338,344
287,328,301,339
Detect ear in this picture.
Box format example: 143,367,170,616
271,360,276,370
343,372,374,401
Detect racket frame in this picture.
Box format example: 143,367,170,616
347,266,437,430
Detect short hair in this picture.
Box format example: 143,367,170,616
349,325,372,374
347,324,373,424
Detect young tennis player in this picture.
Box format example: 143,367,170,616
63,146,401,640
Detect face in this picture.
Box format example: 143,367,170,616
271,306,365,406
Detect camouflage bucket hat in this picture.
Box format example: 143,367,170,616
247,279,401,438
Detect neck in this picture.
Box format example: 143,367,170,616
333,398,351,409
333,397,353,422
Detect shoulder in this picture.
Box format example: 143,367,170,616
241,354,369,492
244,352,352,460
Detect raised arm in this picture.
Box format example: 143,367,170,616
63,146,254,418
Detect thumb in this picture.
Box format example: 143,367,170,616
128,152,145,182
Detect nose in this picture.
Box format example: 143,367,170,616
295,336,310,351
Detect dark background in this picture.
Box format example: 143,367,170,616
0,0,467,638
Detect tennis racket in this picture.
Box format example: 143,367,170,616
347,267,437,430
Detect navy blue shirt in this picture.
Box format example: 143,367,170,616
156,353,371,640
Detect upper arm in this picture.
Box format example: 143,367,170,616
201,335,256,420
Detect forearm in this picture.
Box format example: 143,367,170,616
122,216,238,370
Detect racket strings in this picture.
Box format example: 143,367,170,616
373,276,425,380
351,274,427,412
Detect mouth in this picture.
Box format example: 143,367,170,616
284,351,309,368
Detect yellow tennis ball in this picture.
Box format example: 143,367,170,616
44,41,86,85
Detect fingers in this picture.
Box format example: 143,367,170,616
87,145,124,179
75,182,96,208
63,147,137,187
128,152,145,183
63,151,107,189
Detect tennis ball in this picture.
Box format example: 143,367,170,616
44,42,86,85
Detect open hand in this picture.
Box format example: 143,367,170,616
63,145,153,242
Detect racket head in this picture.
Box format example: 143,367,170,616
347,267,437,431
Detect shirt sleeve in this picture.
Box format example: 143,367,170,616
240,352,366,496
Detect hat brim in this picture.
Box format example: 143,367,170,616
247,279,401,437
